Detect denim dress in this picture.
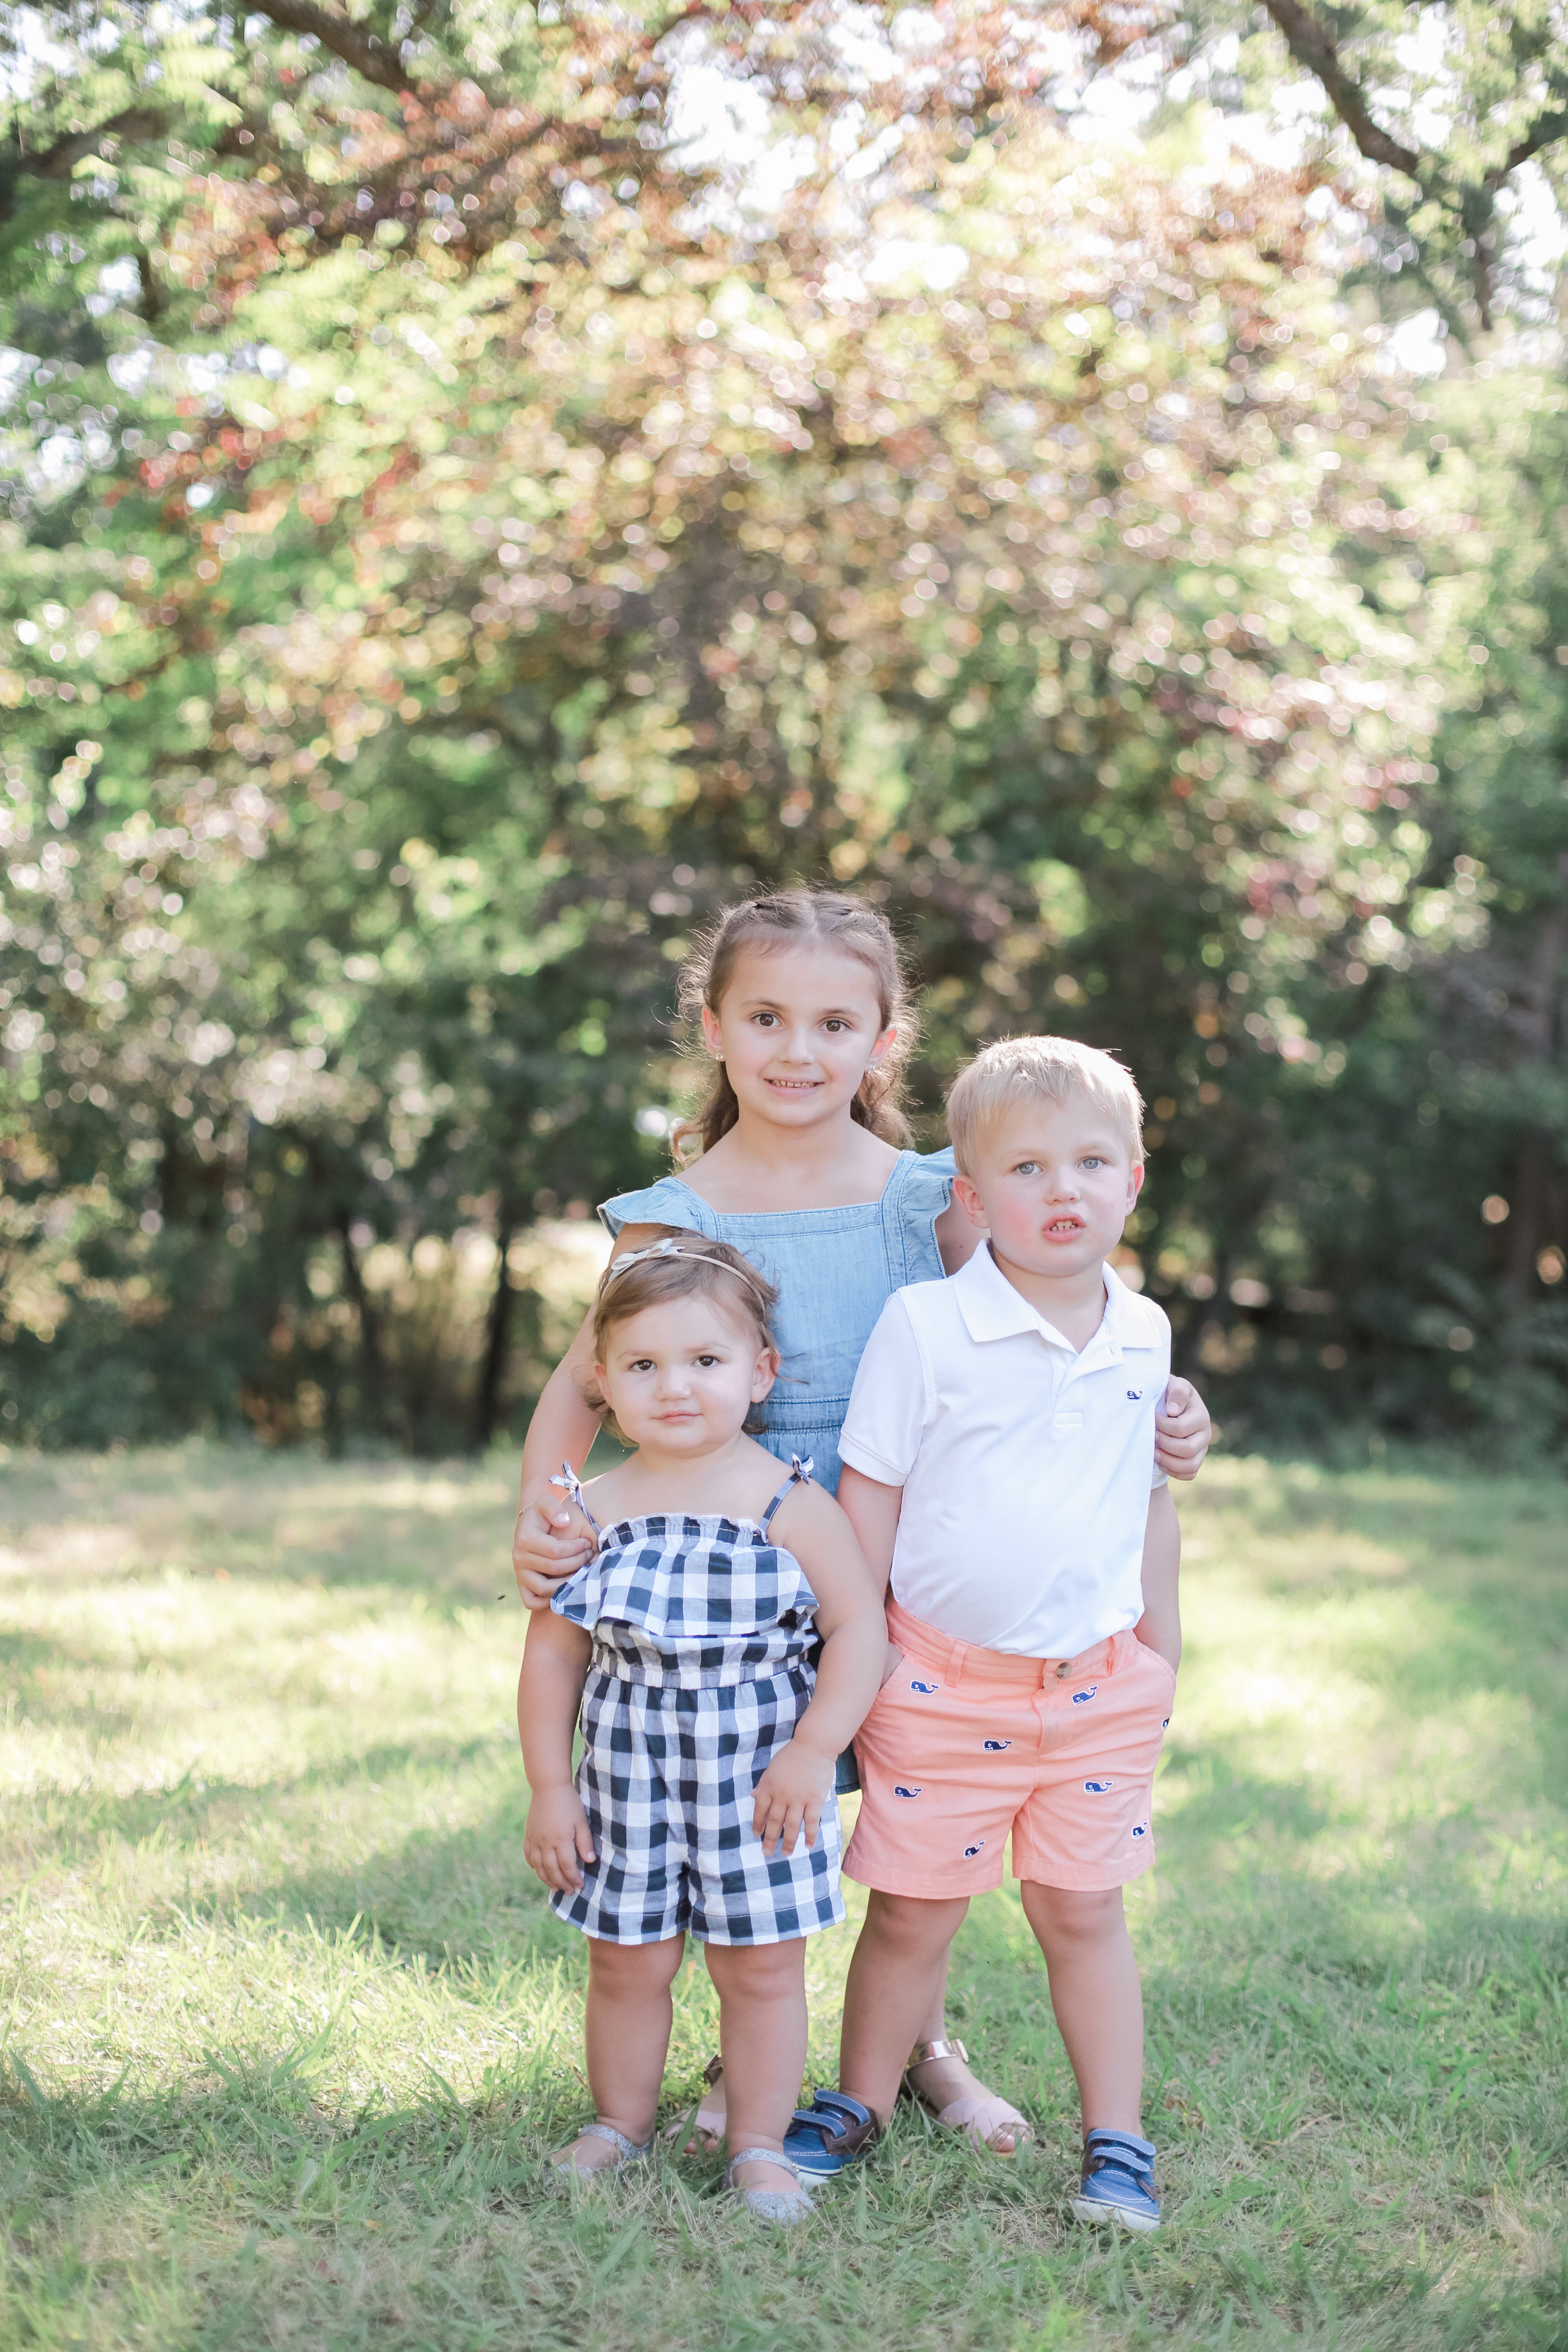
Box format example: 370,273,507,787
598,1148,956,1496
600,1148,956,1795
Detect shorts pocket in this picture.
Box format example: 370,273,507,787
1134,1638,1179,1684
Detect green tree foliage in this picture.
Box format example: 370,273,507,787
1,0,1564,1453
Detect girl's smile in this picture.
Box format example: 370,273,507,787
700,945,896,1133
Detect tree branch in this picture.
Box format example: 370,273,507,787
243,0,438,98
1492,106,1568,187
0,106,170,221
1258,0,1423,179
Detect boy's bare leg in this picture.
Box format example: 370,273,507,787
555,1932,685,2169
839,1889,972,2124
705,1937,810,2196
1019,1882,1144,2135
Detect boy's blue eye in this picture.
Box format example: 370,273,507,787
1015,1161,1039,1175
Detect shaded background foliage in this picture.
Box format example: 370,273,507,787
1,0,1566,1456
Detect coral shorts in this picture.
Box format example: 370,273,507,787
844,1599,1175,1899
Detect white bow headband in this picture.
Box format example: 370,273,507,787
604,1236,757,1286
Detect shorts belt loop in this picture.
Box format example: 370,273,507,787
950,1636,968,1687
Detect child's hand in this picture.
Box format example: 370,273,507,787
523,1787,596,1891
513,1483,596,1608
1155,1377,1212,1480
752,1739,835,1859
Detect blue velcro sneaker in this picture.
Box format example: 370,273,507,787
782,2089,879,2178
1072,2128,1160,2232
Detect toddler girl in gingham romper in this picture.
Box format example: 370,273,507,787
549,1455,843,1948
518,1232,884,2224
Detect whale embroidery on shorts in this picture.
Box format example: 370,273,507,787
893,1784,923,1799
1071,1685,1098,1705
909,1679,939,1694
963,1839,986,1859
982,1738,1012,1752
1162,1716,1171,1729
1083,1779,1116,1794
1131,1821,1150,1840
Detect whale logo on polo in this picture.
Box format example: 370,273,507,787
893,1784,923,1799
1083,1779,1116,1794
963,1839,987,1859
1126,1389,1143,1401
1071,1685,1098,1705
982,1738,1012,1752
910,1679,939,1695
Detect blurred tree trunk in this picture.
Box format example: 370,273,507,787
1503,854,1568,1310
338,1216,389,1435
471,1210,519,1453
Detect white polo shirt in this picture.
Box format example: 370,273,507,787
838,1244,1170,1660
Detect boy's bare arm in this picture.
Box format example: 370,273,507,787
1135,1484,1182,1672
518,1609,596,1891
834,1465,904,1594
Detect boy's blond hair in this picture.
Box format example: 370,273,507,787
946,1036,1145,1175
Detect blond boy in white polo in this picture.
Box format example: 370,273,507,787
829,1036,1179,2232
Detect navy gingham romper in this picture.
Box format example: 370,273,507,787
546,1458,845,1947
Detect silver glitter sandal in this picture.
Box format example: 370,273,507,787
728,2146,815,2226
552,2121,655,2178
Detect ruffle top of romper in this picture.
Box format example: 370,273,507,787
548,1459,822,1692
596,1148,955,1496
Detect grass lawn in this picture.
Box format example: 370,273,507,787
0,1443,1563,2351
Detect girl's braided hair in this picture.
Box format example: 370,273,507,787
671,887,918,1163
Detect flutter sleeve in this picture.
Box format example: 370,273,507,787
887,1146,955,1284
549,1560,601,1629
598,1176,720,1239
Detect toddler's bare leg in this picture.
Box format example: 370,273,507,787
704,1937,809,2196
839,1889,970,2125
1019,1882,1143,2135
694,1926,1022,2149
554,1932,685,2171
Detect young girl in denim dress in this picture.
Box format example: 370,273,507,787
514,887,1214,2158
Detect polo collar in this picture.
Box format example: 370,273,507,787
953,1242,1144,1359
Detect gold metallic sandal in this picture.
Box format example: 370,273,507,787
900,2038,1035,2156
664,2052,725,2153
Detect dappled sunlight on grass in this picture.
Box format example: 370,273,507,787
0,1444,1562,2350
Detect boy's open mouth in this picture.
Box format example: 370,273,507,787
1043,1216,1086,1237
